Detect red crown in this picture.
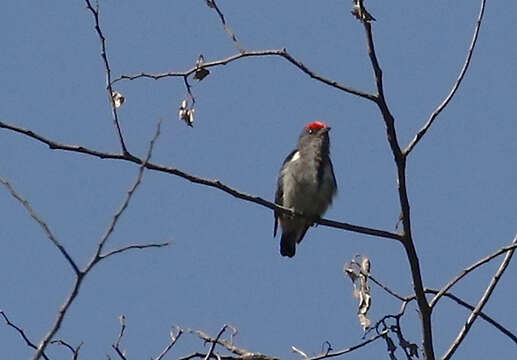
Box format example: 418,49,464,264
304,121,328,131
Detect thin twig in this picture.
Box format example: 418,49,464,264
50,339,83,360
361,270,406,302
204,325,230,360
192,327,249,357
423,289,517,345
0,311,50,360
84,0,129,154
112,315,128,360
291,345,309,358
430,236,517,308
441,233,517,359
402,287,516,345
405,0,487,154
305,330,388,360
0,176,80,275
178,353,233,360
359,11,434,359
30,122,164,360
100,242,170,259
94,121,162,258
111,49,376,102
153,327,184,360
0,120,401,242
31,276,83,360
204,0,244,53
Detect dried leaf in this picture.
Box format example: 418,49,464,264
344,255,372,330
111,91,125,108
194,67,210,81
351,0,376,22
361,257,371,273
194,54,210,81
358,314,371,329
178,99,195,127
187,108,195,126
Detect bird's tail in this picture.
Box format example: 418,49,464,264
280,226,309,257
280,232,296,257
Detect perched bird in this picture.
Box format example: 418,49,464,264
274,121,337,257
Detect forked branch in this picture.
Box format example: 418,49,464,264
405,0,487,154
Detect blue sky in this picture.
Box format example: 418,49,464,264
1,1,516,359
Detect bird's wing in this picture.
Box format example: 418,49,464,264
328,157,338,193
274,149,298,237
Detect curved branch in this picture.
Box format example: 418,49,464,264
100,242,170,260
422,289,517,345
84,0,129,154
111,49,377,102
50,339,82,360
405,0,487,155
0,311,50,360
0,176,80,275
441,233,516,359
203,0,244,53
153,327,183,360
430,235,517,308
305,330,388,360
0,120,402,242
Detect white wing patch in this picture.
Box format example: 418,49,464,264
290,151,300,162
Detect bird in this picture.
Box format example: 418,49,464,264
274,121,337,257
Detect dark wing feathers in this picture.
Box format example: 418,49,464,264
328,157,337,192
273,149,297,237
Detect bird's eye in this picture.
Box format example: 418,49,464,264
307,129,313,134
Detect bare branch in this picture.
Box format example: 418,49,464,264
0,119,135,160
305,330,388,360
0,120,401,242
31,123,164,360
31,276,83,360
83,0,129,154
204,325,231,360
203,0,244,53
441,233,517,359
191,328,277,360
178,352,233,360
0,311,50,360
364,302,419,360
363,270,514,345
0,176,80,275
367,273,406,302
183,75,196,105
100,242,170,260
357,10,434,359
291,346,309,358
422,289,517,345
112,315,128,360
153,327,184,360
93,121,161,258
50,339,83,360
111,49,376,102
430,235,517,308
405,0,487,154
192,327,249,357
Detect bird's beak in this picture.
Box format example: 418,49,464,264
325,126,331,132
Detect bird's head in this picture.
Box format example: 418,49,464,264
298,121,332,153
